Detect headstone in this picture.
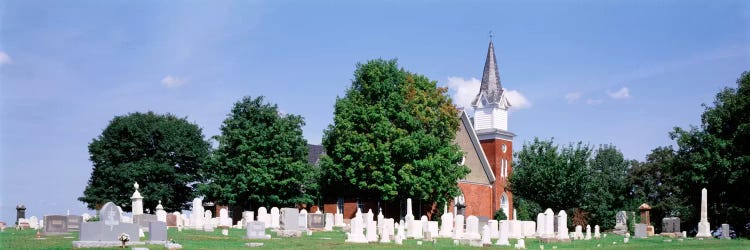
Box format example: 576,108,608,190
574,225,583,240
324,213,333,231
74,202,140,246
465,216,480,240
481,225,492,245
428,221,439,239
380,218,394,243
27,216,39,229
308,213,324,229
543,208,554,238
298,209,308,231
536,213,545,237
696,188,711,238
496,220,510,246
131,182,144,215
410,215,423,239
488,220,499,239
166,214,177,227
453,214,464,239
515,239,526,249
420,215,429,236
334,206,345,227
395,222,405,245
43,215,68,235
594,225,600,239
721,224,730,239
133,214,157,229
366,219,378,242
522,221,536,238
257,207,268,228
66,215,82,232
280,208,299,231
219,208,231,227
613,211,628,235
345,212,367,243
190,198,204,229
509,219,522,239
585,224,592,240
148,221,167,243
246,221,270,239
155,201,167,222
634,223,647,238
439,210,454,237
242,211,254,225
405,198,415,237
377,208,384,235
661,217,680,233
557,210,569,241
270,207,280,229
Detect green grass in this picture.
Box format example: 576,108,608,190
1,227,749,249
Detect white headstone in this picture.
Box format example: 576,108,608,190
334,206,345,227
410,216,423,239
27,216,39,229
515,239,526,249
453,214,465,239
131,182,144,216
557,210,569,240
299,209,308,230
594,225,601,239
543,209,554,238
366,219,378,242
509,219,522,239
488,220,499,239
421,215,429,236
396,220,406,242
219,208,231,227
585,224,592,240
257,207,268,228
377,208,384,235
428,221,439,239
536,213,545,237
405,198,415,237
324,213,333,231
522,221,536,237
575,225,583,240
380,218,394,243
346,212,367,243
696,188,711,238
190,198,205,229
270,207,280,228
155,200,167,222
439,211,454,238
481,225,492,245
496,220,510,246
465,215,480,240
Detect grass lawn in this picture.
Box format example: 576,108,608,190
1,227,749,249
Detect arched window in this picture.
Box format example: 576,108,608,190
500,193,509,219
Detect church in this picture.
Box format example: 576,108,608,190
320,40,515,220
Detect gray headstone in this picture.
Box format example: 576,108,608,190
280,208,299,230
478,216,490,230
79,221,140,242
721,224,730,239
246,221,270,239
308,214,324,229
133,214,157,229
100,202,122,228
634,223,647,238
149,221,167,242
43,215,68,234
661,217,680,233
66,215,82,232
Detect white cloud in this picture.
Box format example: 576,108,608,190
445,77,481,112
607,87,631,99
504,89,531,110
0,51,12,66
445,76,531,112
586,99,603,105
565,92,582,103
161,75,185,88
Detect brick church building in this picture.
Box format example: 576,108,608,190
321,40,515,220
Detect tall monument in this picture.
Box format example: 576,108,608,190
131,182,144,215
696,188,711,238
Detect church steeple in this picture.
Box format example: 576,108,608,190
472,40,507,108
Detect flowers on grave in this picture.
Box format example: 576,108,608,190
118,233,130,248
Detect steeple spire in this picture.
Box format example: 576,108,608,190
472,39,504,107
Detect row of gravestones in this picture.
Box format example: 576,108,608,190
71,201,168,248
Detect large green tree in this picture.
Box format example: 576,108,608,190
79,112,211,211
669,71,750,235
510,138,592,212
582,144,631,229
198,96,314,209
320,59,468,208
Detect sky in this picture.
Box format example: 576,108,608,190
1,0,748,223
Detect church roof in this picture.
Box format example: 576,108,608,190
471,40,505,107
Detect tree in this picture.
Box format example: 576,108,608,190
79,112,211,211
628,146,688,232
198,96,314,209
320,59,468,209
582,144,631,229
669,71,750,236
510,138,592,212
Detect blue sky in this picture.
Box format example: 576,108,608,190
1,1,748,222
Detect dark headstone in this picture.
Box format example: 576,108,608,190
166,214,177,227
280,208,299,230
66,215,83,232
43,215,68,235
16,204,26,225
308,214,324,229
149,221,167,242
661,217,680,233
634,223,647,238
